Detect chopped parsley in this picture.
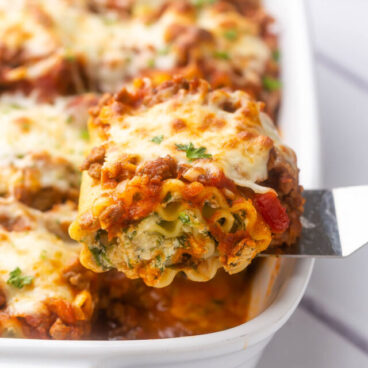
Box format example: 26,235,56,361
147,58,156,68
89,230,112,270
64,53,76,62
103,17,118,26
272,49,280,62
66,115,74,124
3,103,21,114
191,0,216,7
179,212,191,225
213,50,230,60
157,46,170,56
89,246,111,270
80,129,89,141
262,76,282,91
7,268,33,289
223,29,238,41
40,250,48,260
155,255,164,272
151,135,164,144
177,235,189,249
175,142,212,161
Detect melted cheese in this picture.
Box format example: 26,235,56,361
105,88,285,193
0,200,80,316
0,2,58,58
0,94,88,167
0,230,79,316
0,93,93,199
69,80,295,286
1,0,272,92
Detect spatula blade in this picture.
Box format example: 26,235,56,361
261,186,368,257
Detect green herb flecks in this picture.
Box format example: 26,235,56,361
9,103,21,109
177,235,189,249
89,230,113,270
80,129,89,141
262,76,282,91
213,50,230,60
175,142,212,161
191,0,216,7
2,103,22,114
272,49,280,62
89,246,112,270
40,250,48,260
157,46,170,56
7,267,33,289
223,29,238,41
147,58,156,68
103,17,118,26
178,212,191,225
64,53,76,62
155,254,164,272
66,115,74,124
151,135,164,144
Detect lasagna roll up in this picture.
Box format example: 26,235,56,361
1,0,279,119
0,94,97,211
70,78,303,287
0,198,96,339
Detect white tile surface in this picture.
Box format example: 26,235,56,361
308,0,368,81
262,0,368,365
307,250,368,341
258,308,368,368
314,63,368,188
303,61,368,341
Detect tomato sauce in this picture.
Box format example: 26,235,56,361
254,192,289,233
92,266,257,340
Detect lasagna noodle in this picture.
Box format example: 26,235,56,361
70,78,300,287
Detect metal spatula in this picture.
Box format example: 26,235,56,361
261,186,368,257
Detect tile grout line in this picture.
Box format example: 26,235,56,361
300,295,368,356
298,1,368,357
304,0,368,94
315,51,368,94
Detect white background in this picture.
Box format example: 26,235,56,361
259,0,368,366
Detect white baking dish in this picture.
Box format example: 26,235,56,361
0,0,319,366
